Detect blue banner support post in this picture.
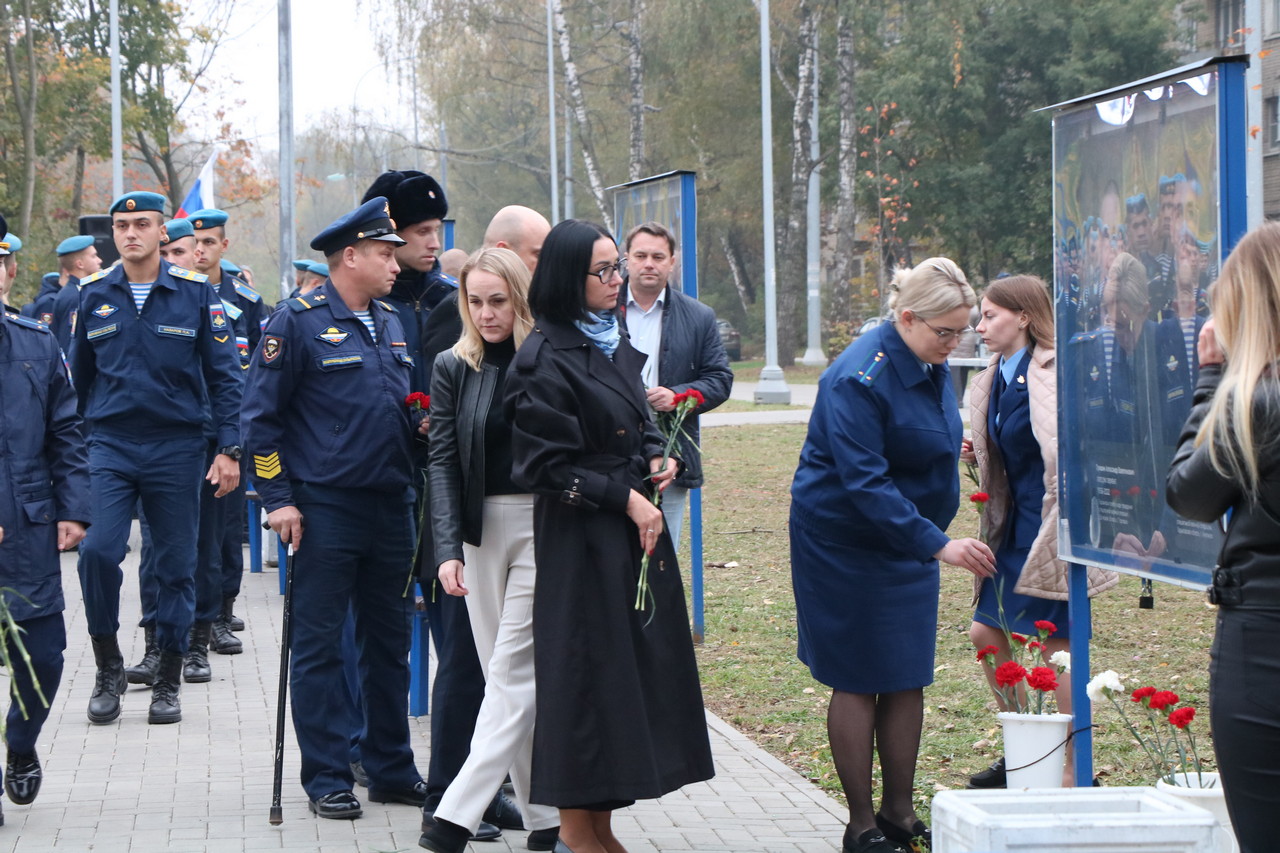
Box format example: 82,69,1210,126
1068,562,1094,787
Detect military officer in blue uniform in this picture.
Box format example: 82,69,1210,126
187,208,263,645
23,236,101,331
242,197,426,820
0,214,90,815
69,191,243,726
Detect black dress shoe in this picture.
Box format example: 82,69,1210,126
875,812,930,852
419,816,472,853
309,790,362,820
350,760,369,788
527,826,561,851
422,807,501,841
842,826,900,853
368,779,428,806
4,752,41,805
483,789,524,829
967,755,1006,789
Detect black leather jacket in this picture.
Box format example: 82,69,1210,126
427,349,503,569
1167,364,1280,608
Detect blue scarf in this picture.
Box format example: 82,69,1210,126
574,311,620,359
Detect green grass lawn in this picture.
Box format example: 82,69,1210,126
711,399,810,414
731,360,827,385
691,423,1215,817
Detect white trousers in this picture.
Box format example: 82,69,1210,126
661,484,690,549
434,495,559,833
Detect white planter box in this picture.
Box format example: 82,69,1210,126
931,787,1222,852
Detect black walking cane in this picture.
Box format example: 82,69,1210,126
269,534,298,825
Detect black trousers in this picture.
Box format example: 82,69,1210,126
1210,607,1280,853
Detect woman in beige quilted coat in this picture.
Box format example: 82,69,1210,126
960,275,1117,789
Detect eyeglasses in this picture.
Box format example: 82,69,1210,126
588,258,627,284
920,318,973,341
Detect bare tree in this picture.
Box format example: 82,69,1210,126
552,0,613,232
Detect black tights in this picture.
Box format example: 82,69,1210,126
829,688,923,836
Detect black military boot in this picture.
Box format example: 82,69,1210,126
149,651,183,724
210,604,243,655
223,595,245,632
87,634,126,724
183,622,213,683
124,624,161,686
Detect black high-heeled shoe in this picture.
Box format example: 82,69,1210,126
875,812,931,852
842,825,902,853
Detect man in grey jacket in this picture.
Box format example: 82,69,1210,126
619,221,734,546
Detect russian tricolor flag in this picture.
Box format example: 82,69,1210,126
177,153,217,217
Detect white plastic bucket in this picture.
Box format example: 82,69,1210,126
997,711,1071,789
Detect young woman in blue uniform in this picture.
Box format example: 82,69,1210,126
962,275,1116,789
790,258,995,853
1167,222,1280,853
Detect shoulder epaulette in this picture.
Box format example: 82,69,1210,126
854,348,889,386
439,273,459,288
5,311,52,333
288,291,328,312
221,299,244,320
234,281,262,303
374,299,397,313
1069,329,1102,344
168,265,209,283
78,269,109,289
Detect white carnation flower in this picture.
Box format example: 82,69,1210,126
1049,650,1071,672
1085,669,1124,703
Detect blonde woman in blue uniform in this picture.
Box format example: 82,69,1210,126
790,258,996,853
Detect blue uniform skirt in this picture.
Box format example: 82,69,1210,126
973,543,1071,638
790,509,941,694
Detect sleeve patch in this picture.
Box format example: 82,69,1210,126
254,452,282,479
261,335,284,365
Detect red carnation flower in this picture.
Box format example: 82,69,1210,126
1109,488,1121,497
1034,620,1057,635
405,391,430,410
1150,489,1158,498
687,388,705,406
994,660,1027,688
1168,707,1196,729
1131,686,1157,703
1148,690,1180,711
1027,640,1044,653
1127,485,1142,496
1026,666,1059,692
970,492,990,503
975,645,999,662
1010,633,1028,645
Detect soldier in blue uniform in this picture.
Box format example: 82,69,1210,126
0,233,22,311
188,208,263,646
242,197,426,820
23,236,101,329
0,214,91,816
69,191,243,726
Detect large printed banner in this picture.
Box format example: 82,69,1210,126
609,170,698,297
1053,66,1226,588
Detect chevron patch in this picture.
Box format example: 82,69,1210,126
254,452,282,480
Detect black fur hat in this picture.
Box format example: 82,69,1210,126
361,170,448,228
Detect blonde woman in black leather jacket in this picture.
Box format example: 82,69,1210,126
1167,221,1280,853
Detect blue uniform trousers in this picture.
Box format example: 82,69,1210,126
5,613,65,755
219,475,246,598
77,432,204,653
138,442,225,625
288,483,419,799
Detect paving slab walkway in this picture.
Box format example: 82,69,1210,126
0,523,848,852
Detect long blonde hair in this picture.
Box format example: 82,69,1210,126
1197,222,1280,495
451,247,533,371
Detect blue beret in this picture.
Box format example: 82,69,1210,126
0,214,7,257
310,197,407,255
306,261,330,277
188,208,229,230
162,219,195,242
292,259,311,271
57,235,96,255
220,258,241,274
3,233,21,253
361,171,447,227
110,191,168,215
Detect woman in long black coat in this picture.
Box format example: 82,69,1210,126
505,219,714,853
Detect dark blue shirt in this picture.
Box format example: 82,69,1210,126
791,322,961,561
241,280,415,512
212,271,268,369
68,262,243,446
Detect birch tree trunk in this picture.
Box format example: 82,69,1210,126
625,0,646,182
829,2,858,325
775,1,817,366
552,0,613,233
2,0,39,234
720,232,755,313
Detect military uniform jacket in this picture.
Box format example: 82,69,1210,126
241,281,415,512
0,310,91,620
68,262,243,446
214,272,267,369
